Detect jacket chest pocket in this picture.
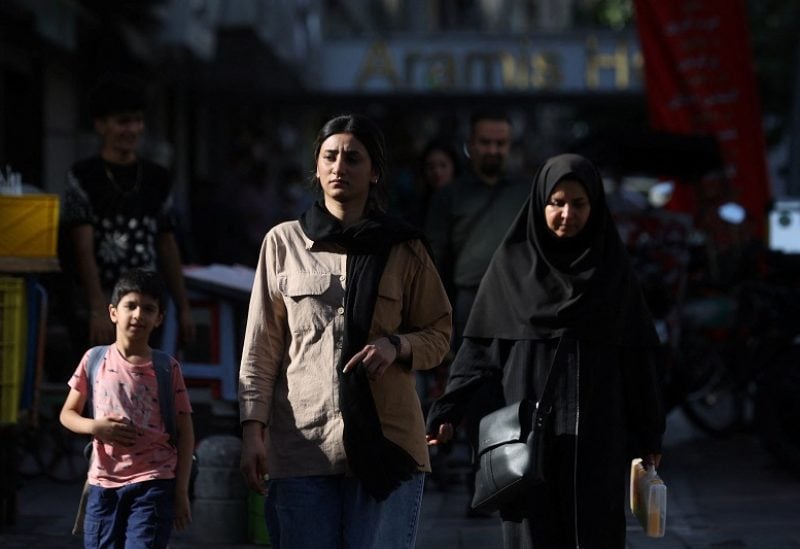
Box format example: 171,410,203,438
278,273,341,334
373,274,404,333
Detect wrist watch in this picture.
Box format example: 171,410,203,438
387,334,403,356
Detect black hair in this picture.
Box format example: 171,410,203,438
469,109,512,135
111,269,166,311
312,113,389,213
420,138,462,171
89,72,148,119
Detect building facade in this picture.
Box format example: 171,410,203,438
1,0,651,264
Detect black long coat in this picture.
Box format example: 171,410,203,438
427,334,664,549
427,154,665,548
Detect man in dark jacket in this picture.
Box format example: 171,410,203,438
424,109,528,515
426,109,528,350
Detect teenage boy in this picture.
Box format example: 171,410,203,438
62,72,194,347
60,268,194,548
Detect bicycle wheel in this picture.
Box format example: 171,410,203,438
755,346,800,478
36,422,89,483
678,336,740,436
16,426,45,478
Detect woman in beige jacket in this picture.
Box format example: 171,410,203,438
238,113,452,549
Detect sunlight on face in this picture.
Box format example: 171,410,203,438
544,179,591,238
315,133,376,208
110,292,163,342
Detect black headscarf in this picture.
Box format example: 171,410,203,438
464,153,657,346
299,201,425,501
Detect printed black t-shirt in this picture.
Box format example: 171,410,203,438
62,155,177,289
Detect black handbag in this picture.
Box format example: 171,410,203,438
471,337,564,513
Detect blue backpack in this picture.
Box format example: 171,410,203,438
73,346,193,537
84,345,176,445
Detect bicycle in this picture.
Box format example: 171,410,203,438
16,386,89,484
675,290,743,436
676,279,800,476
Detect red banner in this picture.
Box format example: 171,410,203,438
634,0,770,236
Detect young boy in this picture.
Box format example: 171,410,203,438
60,268,194,548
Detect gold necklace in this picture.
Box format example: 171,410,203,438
103,160,142,196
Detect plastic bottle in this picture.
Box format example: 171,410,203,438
630,458,667,537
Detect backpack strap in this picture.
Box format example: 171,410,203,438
84,345,109,418
84,345,177,446
151,349,177,446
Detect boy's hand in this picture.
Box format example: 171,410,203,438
93,415,138,447
174,490,192,531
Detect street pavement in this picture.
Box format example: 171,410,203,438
2,410,799,548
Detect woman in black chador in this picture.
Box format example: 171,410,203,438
426,153,665,548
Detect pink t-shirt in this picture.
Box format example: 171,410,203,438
68,346,193,488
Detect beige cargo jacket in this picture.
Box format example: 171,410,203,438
239,220,452,477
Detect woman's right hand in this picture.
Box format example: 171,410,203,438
642,453,662,470
426,423,454,446
240,421,269,495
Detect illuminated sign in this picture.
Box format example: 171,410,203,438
317,34,643,94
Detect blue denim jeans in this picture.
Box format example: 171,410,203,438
373,472,425,549
265,472,424,549
83,479,174,548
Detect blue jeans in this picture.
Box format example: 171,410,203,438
83,479,174,548
265,473,424,549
